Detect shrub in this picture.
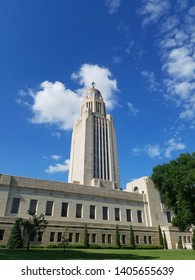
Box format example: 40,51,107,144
136,244,164,250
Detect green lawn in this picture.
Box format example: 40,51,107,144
0,248,195,260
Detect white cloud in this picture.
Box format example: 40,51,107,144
132,138,186,159
138,0,170,27
144,144,161,158
105,0,121,14
127,102,139,116
141,70,159,91
19,64,118,131
164,138,186,158
71,63,118,110
45,159,70,174
30,81,82,131
50,155,62,161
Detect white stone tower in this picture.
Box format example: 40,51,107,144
68,83,120,189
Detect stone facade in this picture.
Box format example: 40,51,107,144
0,86,193,249
0,174,192,248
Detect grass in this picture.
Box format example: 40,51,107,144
0,248,195,260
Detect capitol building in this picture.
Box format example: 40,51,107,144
0,85,193,249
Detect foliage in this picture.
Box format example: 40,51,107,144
22,212,48,251
158,225,164,247
135,245,164,250
115,225,121,248
7,218,23,248
60,226,69,252
129,225,135,249
192,229,195,250
151,152,195,231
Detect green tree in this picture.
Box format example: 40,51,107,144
61,226,69,252
115,225,120,248
192,228,195,250
151,152,195,231
83,224,89,248
129,225,135,249
158,225,164,247
23,213,48,251
7,218,23,248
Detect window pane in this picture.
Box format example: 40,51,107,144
90,205,96,219
103,206,108,220
0,230,5,241
45,201,53,216
137,210,142,223
61,202,68,217
29,199,37,215
50,232,55,242
115,208,120,221
76,204,82,218
11,198,21,214
126,209,131,222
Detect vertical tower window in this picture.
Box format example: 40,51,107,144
76,204,82,218
90,205,96,219
11,197,21,214
102,206,108,220
29,199,38,215
45,201,54,216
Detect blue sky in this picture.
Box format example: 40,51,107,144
0,0,195,189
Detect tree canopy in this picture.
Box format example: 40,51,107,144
151,152,195,231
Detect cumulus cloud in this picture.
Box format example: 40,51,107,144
71,63,118,110
127,102,139,116
19,64,118,131
164,138,186,158
144,144,161,158
132,138,186,159
105,0,121,14
138,0,170,27
141,70,160,92
45,159,70,174
30,81,82,130
139,1,195,127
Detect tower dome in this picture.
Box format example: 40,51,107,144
85,83,103,99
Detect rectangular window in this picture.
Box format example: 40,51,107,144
0,230,5,241
90,205,96,219
75,233,80,243
102,234,106,243
69,233,73,242
76,204,82,218
188,236,191,243
61,202,68,217
126,209,132,222
50,232,55,242
148,236,152,244
29,199,38,215
102,206,108,220
166,211,171,223
45,201,54,216
11,197,21,214
92,234,96,243
122,235,126,244
108,234,111,244
37,232,43,242
135,235,139,244
115,208,120,221
144,236,147,244
57,232,62,242
137,210,143,223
